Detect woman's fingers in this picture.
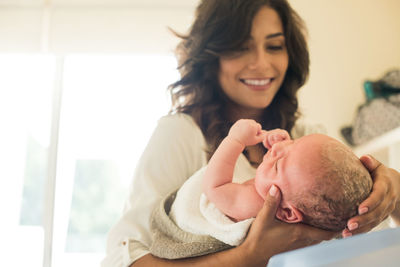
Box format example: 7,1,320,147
259,185,281,222
345,214,383,236
344,154,399,237
240,185,283,261
245,185,282,240
359,155,381,173
358,155,387,216
243,185,338,263
357,177,388,214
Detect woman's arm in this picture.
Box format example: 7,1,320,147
132,185,338,267
102,114,208,267
131,246,250,267
343,155,400,237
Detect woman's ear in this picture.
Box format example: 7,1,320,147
276,202,303,223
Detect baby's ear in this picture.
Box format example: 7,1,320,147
275,203,303,223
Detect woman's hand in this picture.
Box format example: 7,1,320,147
239,185,338,266
343,155,400,237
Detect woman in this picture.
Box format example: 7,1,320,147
102,0,400,266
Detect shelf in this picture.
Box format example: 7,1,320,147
353,126,400,156
352,126,400,170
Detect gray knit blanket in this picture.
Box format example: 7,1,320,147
149,190,232,259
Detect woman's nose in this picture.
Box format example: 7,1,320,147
248,49,271,70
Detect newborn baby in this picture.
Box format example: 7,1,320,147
203,119,372,231
149,119,373,259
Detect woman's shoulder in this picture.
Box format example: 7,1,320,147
145,112,207,153
158,112,198,128
156,112,204,139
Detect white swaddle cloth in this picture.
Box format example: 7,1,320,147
170,156,256,246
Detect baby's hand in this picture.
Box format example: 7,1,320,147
263,129,291,149
229,119,267,147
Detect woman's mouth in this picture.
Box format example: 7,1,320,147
240,78,274,90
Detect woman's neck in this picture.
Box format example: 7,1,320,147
223,101,266,167
224,101,263,123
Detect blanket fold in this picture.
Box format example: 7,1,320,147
149,190,232,259
169,167,254,246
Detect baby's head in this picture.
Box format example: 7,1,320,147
255,134,372,231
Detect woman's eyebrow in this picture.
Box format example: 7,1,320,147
266,32,284,39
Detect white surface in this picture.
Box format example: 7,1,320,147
268,227,400,267
353,126,400,171
353,126,400,156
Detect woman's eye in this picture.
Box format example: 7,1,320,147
267,45,283,51
225,46,249,57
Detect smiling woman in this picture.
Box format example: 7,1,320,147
0,1,399,267
218,7,289,115
103,1,400,266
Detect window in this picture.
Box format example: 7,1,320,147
0,54,55,267
0,53,178,267
53,54,177,266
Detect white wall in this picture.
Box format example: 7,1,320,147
291,0,400,140
0,0,399,140
0,1,198,53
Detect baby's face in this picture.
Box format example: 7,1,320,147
254,134,329,201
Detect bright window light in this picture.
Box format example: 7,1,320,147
0,54,55,267
52,54,178,267
0,53,179,267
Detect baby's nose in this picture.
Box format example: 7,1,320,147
270,140,289,157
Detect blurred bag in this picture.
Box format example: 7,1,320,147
341,69,400,146
364,69,400,101
342,94,400,146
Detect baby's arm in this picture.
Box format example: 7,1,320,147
203,119,267,220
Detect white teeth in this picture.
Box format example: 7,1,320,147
242,79,271,86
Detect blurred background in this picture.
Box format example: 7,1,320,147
0,0,399,266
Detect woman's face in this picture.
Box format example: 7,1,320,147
218,6,289,116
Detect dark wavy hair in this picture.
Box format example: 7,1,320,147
168,0,309,160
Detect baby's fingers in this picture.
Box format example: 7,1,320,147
263,129,290,149
256,130,268,142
